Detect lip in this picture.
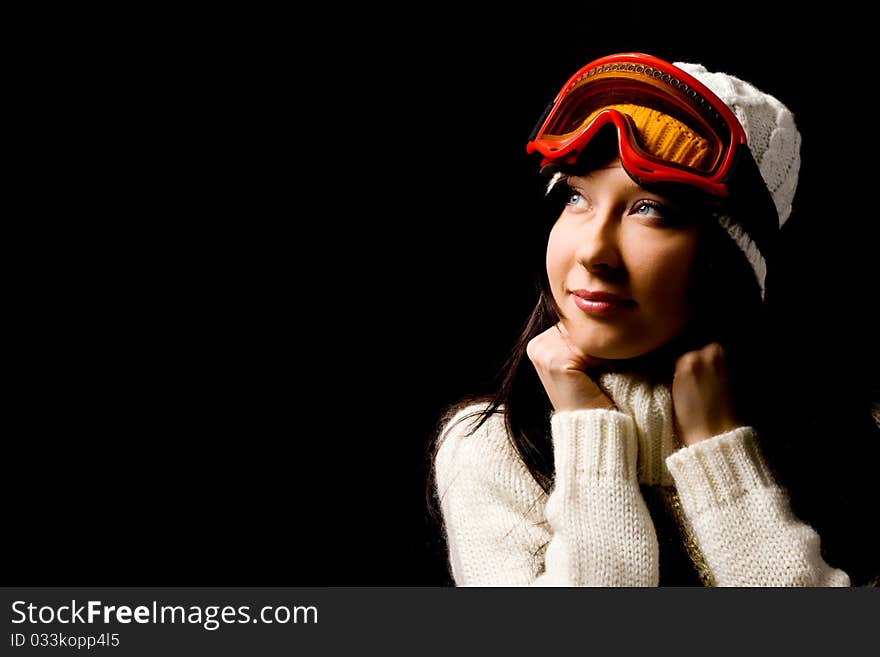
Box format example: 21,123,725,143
570,289,635,316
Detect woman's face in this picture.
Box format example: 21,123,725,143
546,159,702,360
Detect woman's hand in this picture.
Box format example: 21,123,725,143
671,342,740,446
526,322,614,412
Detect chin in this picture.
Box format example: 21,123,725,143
571,325,674,361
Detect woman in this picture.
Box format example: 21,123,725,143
427,53,862,586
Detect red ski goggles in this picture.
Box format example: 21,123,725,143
526,53,748,197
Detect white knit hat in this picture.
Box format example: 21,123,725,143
674,61,801,296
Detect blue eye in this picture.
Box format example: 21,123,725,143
634,200,665,217
633,200,686,226
565,189,589,210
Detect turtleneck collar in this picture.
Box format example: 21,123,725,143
599,371,681,486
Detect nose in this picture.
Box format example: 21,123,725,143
574,206,622,274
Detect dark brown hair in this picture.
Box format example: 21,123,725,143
425,132,880,586
426,131,765,508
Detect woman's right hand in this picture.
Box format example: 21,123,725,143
526,322,615,412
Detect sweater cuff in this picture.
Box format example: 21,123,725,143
550,409,639,483
665,427,777,516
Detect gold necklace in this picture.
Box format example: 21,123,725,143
658,486,715,587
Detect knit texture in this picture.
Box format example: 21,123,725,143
675,61,801,297
433,373,850,587
584,103,713,171
674,62,801,227
665,428,851,586
546,409,658,585
598,372,679,486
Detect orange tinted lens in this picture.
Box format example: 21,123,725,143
539,68,731,174
614,104,720,173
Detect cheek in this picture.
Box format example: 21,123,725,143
629,236,698,309
545,222,570,291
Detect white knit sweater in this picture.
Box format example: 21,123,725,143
433,372,850,586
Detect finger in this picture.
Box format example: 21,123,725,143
555,321,607,369
704,342,727,369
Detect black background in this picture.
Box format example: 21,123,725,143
8,3,877,586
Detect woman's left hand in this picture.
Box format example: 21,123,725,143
671,342,740,446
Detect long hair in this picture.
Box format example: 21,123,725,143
425,189,764,480
425,138,880,586
428,128,764,472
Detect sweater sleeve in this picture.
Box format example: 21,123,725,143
665,427,851,587
433,404,658,586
